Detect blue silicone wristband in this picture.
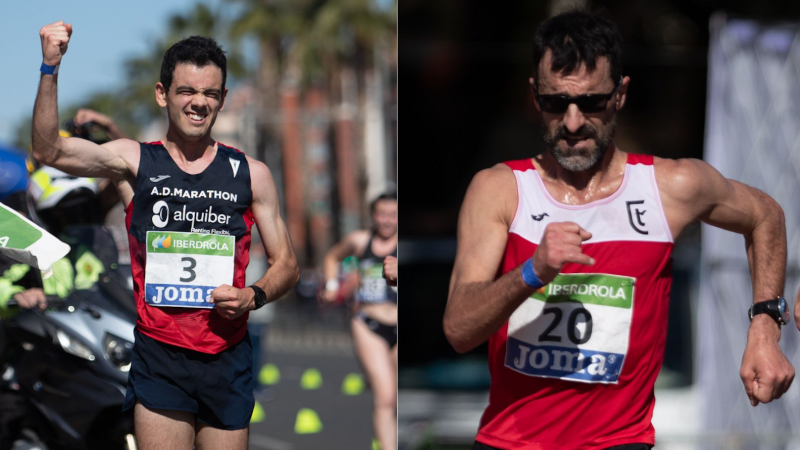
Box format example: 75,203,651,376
521,258,544,289
40,62,59,75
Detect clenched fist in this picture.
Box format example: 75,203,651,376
383,255,397,287
532,222,595,284
40,21,72,67
210,284,254,320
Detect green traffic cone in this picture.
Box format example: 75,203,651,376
259,363,281,385
294,408,323,434
342,373,365,396
300,368,323,390
250,401,265,423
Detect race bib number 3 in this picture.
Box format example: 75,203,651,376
144,231,235,309
505,273,635,384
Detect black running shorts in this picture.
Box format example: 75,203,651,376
123,327,254,430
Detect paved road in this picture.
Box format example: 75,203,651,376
248,330,377,450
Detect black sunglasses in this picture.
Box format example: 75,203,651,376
533,77,623,114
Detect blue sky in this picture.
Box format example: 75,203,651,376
0,0,233,145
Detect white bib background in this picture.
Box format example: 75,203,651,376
144,231,234,309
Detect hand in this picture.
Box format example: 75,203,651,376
13,288,47,310
40,21,72,67
318,286,338,305
383,256,397,286
209,285,253,320
531,222,595,285
740,316,795,406
75,109,112,128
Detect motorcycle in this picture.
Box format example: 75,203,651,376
1,225,137,450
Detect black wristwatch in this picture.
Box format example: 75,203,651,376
748,297,789,326
249,285,267,310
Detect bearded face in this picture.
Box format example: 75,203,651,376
534,53,624,173
541,117,616,172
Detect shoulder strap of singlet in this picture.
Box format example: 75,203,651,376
626,153,654,166
361,234,376,260
503,159,536,171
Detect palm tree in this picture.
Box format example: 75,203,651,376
227,0,316,263
303,0,396,235
225,0,396,265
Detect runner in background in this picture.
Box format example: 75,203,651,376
320,192,397,450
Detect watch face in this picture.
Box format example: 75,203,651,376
779,298,790,324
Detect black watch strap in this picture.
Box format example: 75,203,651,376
249,285,267,310
748,298,789,326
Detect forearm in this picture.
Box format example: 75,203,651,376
745,194,786,339
31,74,63,165
253,253,299,305
444,265,535,353
323,254,340,283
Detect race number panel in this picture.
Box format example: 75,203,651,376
144,231,234,309
505,273,635,384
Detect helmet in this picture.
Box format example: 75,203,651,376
28,167,99,211
27,166,100,234
0,144,31,203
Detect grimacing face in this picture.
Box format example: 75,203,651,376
534,53,625,172
156,63,227,142
372,199,398,239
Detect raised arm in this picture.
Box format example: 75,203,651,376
444,164,594,353
32,22,138,199
658,157,793,406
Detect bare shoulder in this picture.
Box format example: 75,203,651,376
101,139,141,159
244,156,278,203
346,229,372,253
105,138,140,166
471,162,516,189
462,163,518,225
653,156,726,203
245,155,273,180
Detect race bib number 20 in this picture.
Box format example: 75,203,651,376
144,231,235,309
505,273,635,384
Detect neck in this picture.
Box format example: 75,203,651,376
374,231,398,244
163,127,216,162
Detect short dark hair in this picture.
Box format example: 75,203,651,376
532,11,623,87
370,192,397,212
160,36,227,92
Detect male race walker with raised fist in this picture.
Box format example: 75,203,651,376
33,21,299,450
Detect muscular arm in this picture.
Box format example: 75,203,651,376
445,165,594,353
658,157,792,405
444,165,534,353
32,22,137,204
660,158,786,319
247,159,300,304
208,162,299,319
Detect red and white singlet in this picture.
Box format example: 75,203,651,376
476,154,674,450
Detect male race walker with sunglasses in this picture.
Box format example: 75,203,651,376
444,11,794,450
32,22,299,450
